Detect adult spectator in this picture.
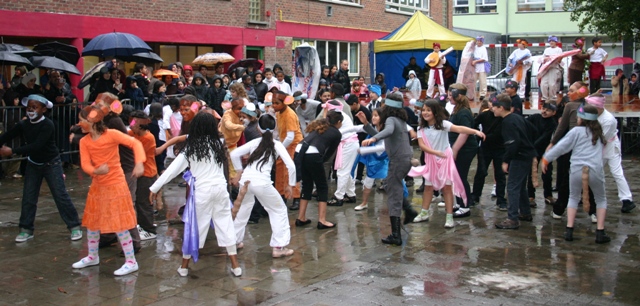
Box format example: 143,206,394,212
333,59,351,94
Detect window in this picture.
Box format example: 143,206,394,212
159,45,220,66
552,0,564,11
249,0,263,22
518,0,545,12
476,0,497,13
385,0,429,16
322,0,361,5
293,39,360,75
454,0,469,14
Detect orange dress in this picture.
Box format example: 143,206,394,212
80,129,146,233
275,107,303,197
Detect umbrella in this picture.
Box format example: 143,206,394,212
0,43,39,58
78,61,109,89
227,58,263,74
192,52,235,65
29,56,81,75
0,51,33,67
82,32,152,58
117,51,163,63
603,57,636,67
33,41,80,65
153,69,179,79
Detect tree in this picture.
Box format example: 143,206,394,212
564,0,640,42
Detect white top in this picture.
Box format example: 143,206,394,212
230,138,296,186
417,120,453,152
150,148,227,193
598,109,620,158
296,99,321,136
473,45,488,73
157,117,166,142
277,80,292,95
542,46,564,67
424,51,447,68
508,48,532,65
339,113,357,141
162,105,182,158
587,47,608,62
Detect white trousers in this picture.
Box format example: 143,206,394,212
362,176,376,190
517,77,527,99
604,140,633,201
193,184,236,249
476,71,487,98
427,69,446,98
334,141,359,199
540,67,562,102
234,183,291,247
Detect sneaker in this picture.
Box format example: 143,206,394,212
354,204,368,211
498,204,508,211
431,195,443,204
70,229,83,241
231,267,242,277
621,200,636,213
437,201,445,207
491,184,497,197
12,173,22,179
413,210,431,223
453,208,470,218
72,256,100,269
177,267,189,277
114,262,139,276
551,212,563,220
495,218,520,229
590,214,597,224
272,247,294,258
15,232,33,243
453,203,460,211
444,214,454,228
138,226,157,241
327,197,344,206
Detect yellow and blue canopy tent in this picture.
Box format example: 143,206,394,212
370,11,472,88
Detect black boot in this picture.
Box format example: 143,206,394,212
564,227,574,241
595,229,611,244
381,216,402,246
402,198,418,225
290,198,300,211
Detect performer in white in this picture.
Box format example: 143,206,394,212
585,95,636,213
507,39,532,99
472,36,489,100
425,42,447,98
540,36,564,103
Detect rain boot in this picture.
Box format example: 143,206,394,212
381,217,402,246
402,198,418,225
595,229,611,244
564,227,573,241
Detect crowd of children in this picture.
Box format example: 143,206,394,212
2,43,637,280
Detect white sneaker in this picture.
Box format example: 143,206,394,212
177,267,189,277
72,256,100,269
138,225,157,241
552,212,563,220
114,262,139,276
590,214,597,224
15,232,33,243
437,201,445,207
444,215,454,228
354,204,368,211
231,267,242,277
431,195,443,204
491,184,497,197
413,210,430,223
70,229,83,241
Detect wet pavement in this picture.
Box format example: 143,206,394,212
0,152,639,305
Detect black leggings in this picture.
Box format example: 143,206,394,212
455,148,476,208
300,153,329,202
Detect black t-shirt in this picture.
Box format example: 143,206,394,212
0,118,59,163
510,94,523,116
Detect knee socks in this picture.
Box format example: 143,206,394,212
87,230,100,261
117,230,137,265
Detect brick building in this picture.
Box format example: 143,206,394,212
1,0,452,98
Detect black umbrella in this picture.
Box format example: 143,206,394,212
0,43,39,58
29,56,81,75
117,51,163,63
227,58,264,74
82,32,152,58
33,41,80,65
0,51,33,67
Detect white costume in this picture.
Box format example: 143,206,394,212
540,46,564,102
507,48,532,99
425,51,447,98
230,138,296,247
473,44,489,98
334,114,359,200
599,110,633,202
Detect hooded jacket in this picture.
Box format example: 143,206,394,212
375,72,388,94
333,67,351,93
253,71,268,102
209,75,226,115
192,72,211,102
272,63,292,87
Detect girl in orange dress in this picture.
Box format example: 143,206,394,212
72,105,146,276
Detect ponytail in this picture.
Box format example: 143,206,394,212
245,115,278,171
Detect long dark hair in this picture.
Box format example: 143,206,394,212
246,115,277,171
420,99,446,130
378,92,407,130
306,110,343,134
184,112,227,165
578,104,606,146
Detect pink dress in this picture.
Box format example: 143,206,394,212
408,127,467,204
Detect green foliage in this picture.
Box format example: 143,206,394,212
564,0,640,42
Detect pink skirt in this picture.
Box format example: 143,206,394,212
408,148,467,204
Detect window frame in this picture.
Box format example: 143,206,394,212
517,0,546,12
475,0,497,14
454,0,469,14
551,0,564,11
292,39,360,76
385,0,430,17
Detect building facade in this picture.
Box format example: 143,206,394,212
1,0,453,98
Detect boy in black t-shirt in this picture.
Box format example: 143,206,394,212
505,80,523,115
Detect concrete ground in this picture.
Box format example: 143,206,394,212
0,151,639,306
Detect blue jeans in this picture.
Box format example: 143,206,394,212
507,159,532,221
20,156,81,234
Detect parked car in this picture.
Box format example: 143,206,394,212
479,55,572,94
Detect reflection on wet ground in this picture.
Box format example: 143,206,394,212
0,155,639,305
